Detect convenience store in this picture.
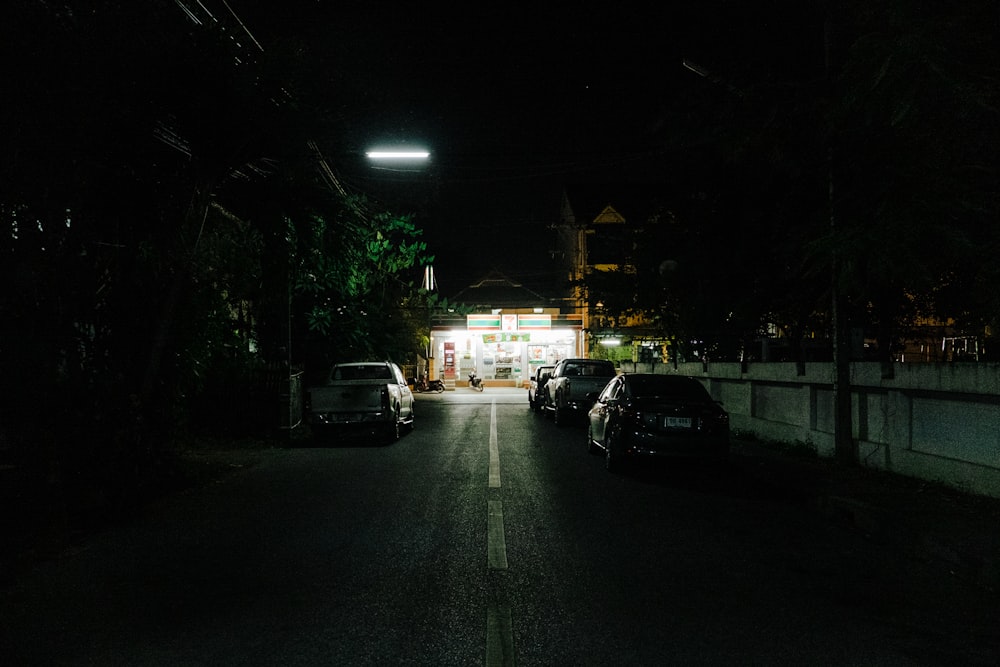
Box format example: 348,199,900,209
428,310,584,388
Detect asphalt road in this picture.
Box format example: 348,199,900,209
2,389,997,665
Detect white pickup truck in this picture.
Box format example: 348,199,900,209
307,361,415,442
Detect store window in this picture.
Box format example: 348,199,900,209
488,341,519,380
528,344,570,367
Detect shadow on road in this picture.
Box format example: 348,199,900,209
613,455,821,509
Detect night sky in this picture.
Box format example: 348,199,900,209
238,1,823,293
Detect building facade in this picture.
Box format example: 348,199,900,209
557,185,673,364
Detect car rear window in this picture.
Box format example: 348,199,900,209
628,375,711,401
565,362,616,377
332,364,393,381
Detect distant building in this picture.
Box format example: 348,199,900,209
555,184,675,363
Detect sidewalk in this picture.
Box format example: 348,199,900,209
733,437,1000,592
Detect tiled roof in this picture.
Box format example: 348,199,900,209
450,270,558,310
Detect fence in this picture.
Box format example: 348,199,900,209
620,360,1000,498
247,364,303,433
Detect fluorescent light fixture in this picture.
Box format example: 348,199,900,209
600,338,621,347
681,59,710,78
365,150,430,159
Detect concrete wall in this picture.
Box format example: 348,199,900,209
619,361,1000,498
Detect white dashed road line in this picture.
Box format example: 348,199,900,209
487,499,508,570
486,605,516,667
489,400,501,488
486,398,515,666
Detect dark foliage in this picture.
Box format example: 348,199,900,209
580,0,999,363
0,1,436,530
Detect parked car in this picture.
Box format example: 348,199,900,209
307,361,415,443
528,365,556,412
586,373,729,471
544,358,617,426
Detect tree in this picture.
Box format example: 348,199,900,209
0,1,443,519
633,1,999,366
292,195,436,378
828,0,1000,361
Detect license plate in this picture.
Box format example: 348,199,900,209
664,416,692,429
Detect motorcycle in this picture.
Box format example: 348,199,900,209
468,371,484,391
413,375,445,393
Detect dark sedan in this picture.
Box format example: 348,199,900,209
587,373,730,471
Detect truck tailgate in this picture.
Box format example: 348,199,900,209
310,382,386,414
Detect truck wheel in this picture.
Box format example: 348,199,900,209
386,414,401,443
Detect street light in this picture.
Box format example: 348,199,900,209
365,149,430,160
681,58,710,78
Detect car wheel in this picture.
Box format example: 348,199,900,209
605,430,621,472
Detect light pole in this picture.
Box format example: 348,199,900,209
365,144,433,377
824,21,857,465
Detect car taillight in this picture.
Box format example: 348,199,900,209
621,407,649,426
381,387,390,411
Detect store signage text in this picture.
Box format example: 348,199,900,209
482,333,531,343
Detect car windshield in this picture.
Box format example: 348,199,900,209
627,376,711,402
332,364,393,381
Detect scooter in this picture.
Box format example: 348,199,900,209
414,375,445,393
468,371,484,391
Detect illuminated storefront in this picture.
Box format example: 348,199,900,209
429,310,584,387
